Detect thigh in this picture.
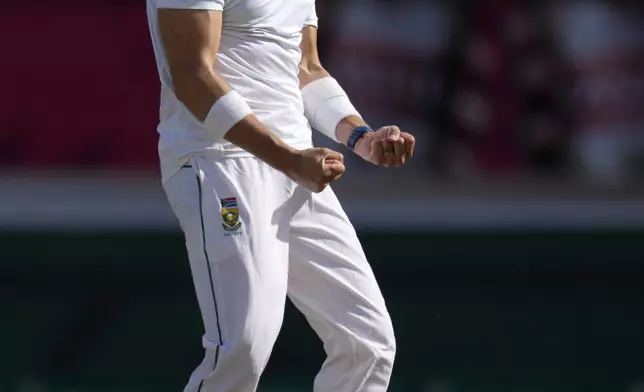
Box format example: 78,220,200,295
164,155,293,346
287,186,393,349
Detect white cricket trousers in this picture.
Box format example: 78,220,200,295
163,154,396,392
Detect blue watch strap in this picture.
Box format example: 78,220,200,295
347,125,372,150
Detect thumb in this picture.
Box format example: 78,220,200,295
374,126,400,141
322,148,344,163
385,126,401,141
323,159,345,181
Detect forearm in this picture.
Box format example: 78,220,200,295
299,67,367,146
300,72,367,146
225,115,299,175
335,115,368,145
172,66,298,174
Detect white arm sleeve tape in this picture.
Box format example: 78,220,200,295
301,77,361,143
203,90,253,142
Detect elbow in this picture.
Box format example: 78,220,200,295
167,60,223,121
168,51,216,78
298,62,329,88
169,61,213,90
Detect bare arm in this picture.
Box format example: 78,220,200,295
298,25,415,166
157,9,344,192
298,25,366,145
158,9,297,173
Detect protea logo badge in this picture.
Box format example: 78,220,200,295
220,197,242,232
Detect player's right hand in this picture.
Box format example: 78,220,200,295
289,148,345,193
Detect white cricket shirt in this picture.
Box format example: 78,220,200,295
146,0,318,183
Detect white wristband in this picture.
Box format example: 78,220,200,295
204,90,253,141
301,77,361,143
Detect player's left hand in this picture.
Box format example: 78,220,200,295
354,126,415,167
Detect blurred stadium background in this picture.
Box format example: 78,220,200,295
2,0,644,391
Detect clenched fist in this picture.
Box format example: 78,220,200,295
354,126,415,167
287,147,345,193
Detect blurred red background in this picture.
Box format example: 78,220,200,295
1,2,159,168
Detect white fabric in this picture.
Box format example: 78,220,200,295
203,90,253,142
163,155,396,392
301,77,361,142
147,0,319,183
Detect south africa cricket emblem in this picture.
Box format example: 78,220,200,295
220,197,242,232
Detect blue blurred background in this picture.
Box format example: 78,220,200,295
1,0,644,391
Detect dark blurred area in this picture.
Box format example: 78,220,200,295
435,0,574,176
2,0,644,391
